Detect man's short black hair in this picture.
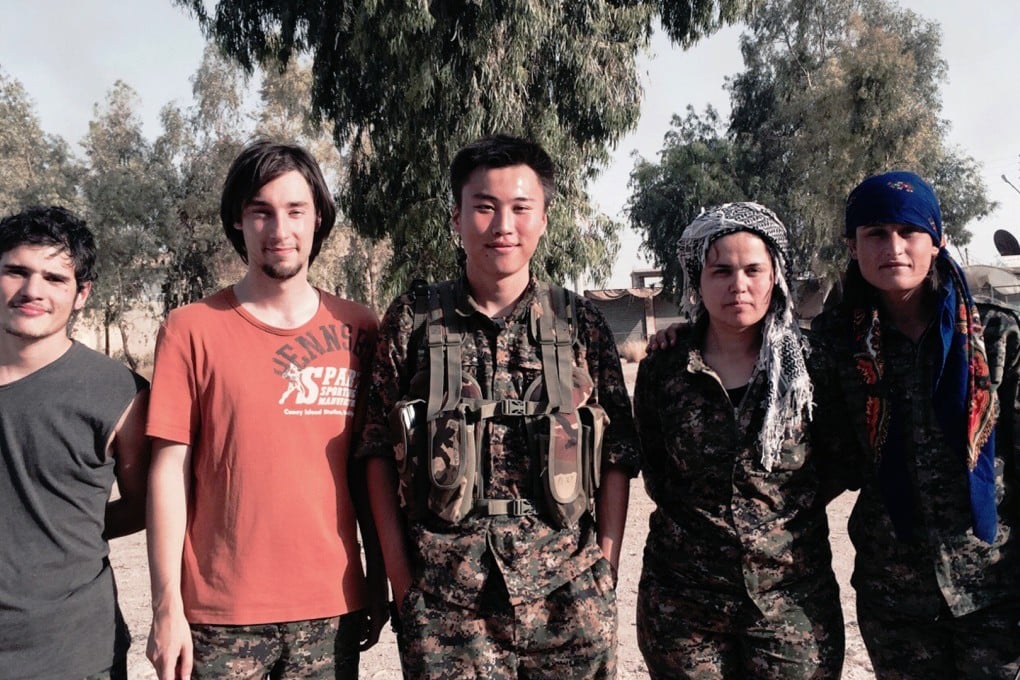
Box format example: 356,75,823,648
220,140,337,265
450,135,556,208
0,206,97,290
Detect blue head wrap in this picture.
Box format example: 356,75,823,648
843,171,998,544
844,170,942,243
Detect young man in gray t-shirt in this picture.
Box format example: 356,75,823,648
0,206,149,679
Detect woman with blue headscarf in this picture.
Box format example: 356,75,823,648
812,171,1020,678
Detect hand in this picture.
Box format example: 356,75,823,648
147,606,193,680
359,571,389,651
646,322,682,353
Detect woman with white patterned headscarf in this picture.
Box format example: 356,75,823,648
634,202,847,679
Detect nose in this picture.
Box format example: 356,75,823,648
19,273,44,298
888,232,907,254
491,207,513,235
731,271,750,292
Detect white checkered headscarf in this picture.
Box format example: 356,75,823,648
677,202,813,471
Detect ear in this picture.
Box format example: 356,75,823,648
846,238,858,259
451,204,462,236
538,208,548,238
73,281,92,312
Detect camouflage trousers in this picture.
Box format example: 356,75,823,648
190,611,364,679
858,598,1020,679
636,565,844,679
393,557,618,679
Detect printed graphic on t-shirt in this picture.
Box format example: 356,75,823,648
271,321,368,417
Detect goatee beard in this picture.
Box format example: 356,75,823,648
262,262,303,280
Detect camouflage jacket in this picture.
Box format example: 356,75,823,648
357,277,640,608
634,323,848,618
813,303,1020,617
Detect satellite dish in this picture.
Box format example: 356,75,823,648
994,229,1020,257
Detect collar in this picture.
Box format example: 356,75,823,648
454,275,539,325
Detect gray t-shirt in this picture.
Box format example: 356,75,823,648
0,342,147,678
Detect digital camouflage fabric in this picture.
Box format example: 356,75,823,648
634,322,851,678
812,302,1020,678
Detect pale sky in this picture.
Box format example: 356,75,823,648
2,1,1018,288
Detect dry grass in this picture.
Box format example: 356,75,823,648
617,339,647,364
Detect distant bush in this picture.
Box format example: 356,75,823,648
617,339,646,364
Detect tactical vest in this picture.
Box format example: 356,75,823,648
389,280,609,528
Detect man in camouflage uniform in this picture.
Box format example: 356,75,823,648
635,203,848,679
358,135,639,679
812,170,1020,679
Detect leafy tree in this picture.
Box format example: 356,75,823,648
0,69,81,215
150,45,248,316
175,0,754,297
255,61,391,310
81,82,164,367
630,0,995,294
628,106,745,294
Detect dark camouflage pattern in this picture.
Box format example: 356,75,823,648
812,302,1020,675
857,600,1020,679
633,323,847,678
427,376,483,523
394,557,618,679
190,613,363,679
637,563,844,679
357,277,639,608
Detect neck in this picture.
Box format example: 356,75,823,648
0,332,73,385
701,321,762,389
464,268,531,318
879,288,934,342
703,321,762,358
234,270,319,329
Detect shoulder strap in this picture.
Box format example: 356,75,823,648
424,281,464,420
534,282,576,413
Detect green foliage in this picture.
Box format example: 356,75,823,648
628,106,744,294
176,0,753,295
81,82,165,366
630,0,995,293
0,69,81,215
150,45,248,316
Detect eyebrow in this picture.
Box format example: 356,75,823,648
469,191,538,203
246,197,311,209
2,263,73,281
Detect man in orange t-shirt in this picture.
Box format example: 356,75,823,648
145,141,385,680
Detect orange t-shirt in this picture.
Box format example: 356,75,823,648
147,288,378,624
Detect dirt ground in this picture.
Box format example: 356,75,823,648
113,362,876,678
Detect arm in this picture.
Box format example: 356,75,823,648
146,439,193,680
349,455,388,650
365,457,414,611
596,466,630,576
104,389,151,539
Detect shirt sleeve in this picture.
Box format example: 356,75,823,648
633,355,666,501
804,329,864,498
355,294,417,460
576,297,641,476
146,317,200,445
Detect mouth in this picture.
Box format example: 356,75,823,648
487,243,519,252
11,303,47,316
879,262,910,270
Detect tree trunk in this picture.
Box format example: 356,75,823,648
117,318,138,371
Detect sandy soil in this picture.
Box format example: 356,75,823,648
114,362,875,678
